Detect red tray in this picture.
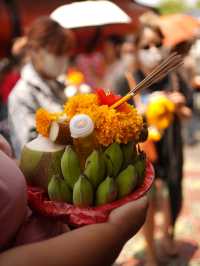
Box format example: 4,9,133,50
27,160,154,227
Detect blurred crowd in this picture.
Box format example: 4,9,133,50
0,10,200,266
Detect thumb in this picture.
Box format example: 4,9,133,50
109,196,148,240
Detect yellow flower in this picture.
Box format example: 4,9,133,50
35,108,60,137
146,94,175,130
115,107,143,144
64,94,144,146
95,105,143,146
148,126,162,142
64,94,99,120
95,105,118,146
67,71,85,86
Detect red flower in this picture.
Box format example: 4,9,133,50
96,88,121,106
96,88,131,113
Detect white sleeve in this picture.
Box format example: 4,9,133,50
8,83,38,158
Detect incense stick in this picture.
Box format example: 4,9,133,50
111,53,183,109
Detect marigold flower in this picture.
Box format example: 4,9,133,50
63,93,143,146
64,94,99,120
35,108,59,137
146,94,175,130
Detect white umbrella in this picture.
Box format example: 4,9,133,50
50,0,131,29
134,0,162,8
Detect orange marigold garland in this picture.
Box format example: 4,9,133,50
36,90,144,145
63,93,143,146
35,108,60,137
64,94,99,120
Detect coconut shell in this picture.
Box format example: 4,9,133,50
49,121,72,145
20,136,65,190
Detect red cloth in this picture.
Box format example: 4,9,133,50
0,71,20,103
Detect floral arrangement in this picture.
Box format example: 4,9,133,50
36,89,144,146
20,88,154,226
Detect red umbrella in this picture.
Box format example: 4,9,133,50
159,14,200,46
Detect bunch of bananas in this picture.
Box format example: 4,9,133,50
48,142,146,207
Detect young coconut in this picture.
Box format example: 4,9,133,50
20,135,65,190
49,115,72,145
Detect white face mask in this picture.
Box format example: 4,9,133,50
38,49,68,78
138,47,163,69
121,54,136,68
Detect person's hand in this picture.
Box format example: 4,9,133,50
176,105,192,119
168,91,186,106
192,75,200,90
0,135,12,157
108,195,148,239
167,92,192,119
0,196,148,266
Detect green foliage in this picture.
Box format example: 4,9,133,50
158,0,189,15
196,0,200,8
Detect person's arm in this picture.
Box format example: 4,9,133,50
0,196,148,266
168,72,193,119
8,89,37,158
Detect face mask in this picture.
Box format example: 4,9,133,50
121,54,136,68
138,47,163,69
38,49,68,78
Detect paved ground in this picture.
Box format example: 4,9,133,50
114,142,200,266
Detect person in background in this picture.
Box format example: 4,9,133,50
11,36,29,68
183,37,200,145
0,134,148,266
108,35,137,95
0,58,20,143
171,40,197,145
132,24,192,266
0,36,28,145
102,35,136,93
120,35,137,72
8,17,72,158
75,34,123,89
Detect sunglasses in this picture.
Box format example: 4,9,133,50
140,42,162,50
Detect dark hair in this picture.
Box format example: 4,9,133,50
26,16,73,55
134,25,164,47
105,34,124,46
171,40,193,56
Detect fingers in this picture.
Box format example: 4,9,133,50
109,196,148,240
177,106,192,119
168,92,186,105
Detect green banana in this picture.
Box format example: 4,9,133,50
61,145,81,189
116,165,138,199
48,175,72,203
121,141,137,169
104,143,123,177
95,176,118,206
73,175,93,207
84,150,106,188
134,152,146,186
